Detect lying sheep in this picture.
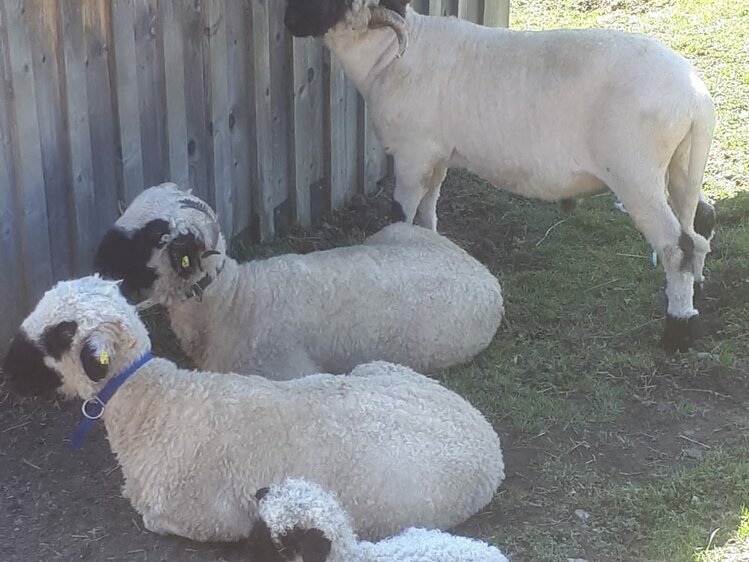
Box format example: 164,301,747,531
93,183,503,380
249,477,510,562
283,0,717,352
2,276,505,542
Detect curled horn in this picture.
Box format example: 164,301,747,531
179,198,221,251
368,6,409,58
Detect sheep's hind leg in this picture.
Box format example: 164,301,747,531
415,163,448,231
613,183,701,352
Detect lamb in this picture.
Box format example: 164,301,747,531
248,477,510,562
93,183,503,380
283,0,718,352
2,275,505,542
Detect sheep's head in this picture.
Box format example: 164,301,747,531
93,183,225,308
250,479,359,562
284,0,410,57
2,276,150,400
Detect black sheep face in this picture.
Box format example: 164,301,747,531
93,219,170,302
284,0,352,38
2,277,149,400
93,183,222,306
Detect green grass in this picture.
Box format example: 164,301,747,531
236,1,749,560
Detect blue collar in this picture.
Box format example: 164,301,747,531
71,352,153,449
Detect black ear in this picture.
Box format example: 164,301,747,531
41,321,78,359
94,219,170,301
247,520,285,562
380,0,408,17
80,340,108,382
281,528,332,562
167,232,205,278
255,487,271,501
2,331,63,396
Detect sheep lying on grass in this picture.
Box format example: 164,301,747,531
93,183,503,380
249,478,510,562
2,276,504,542
283,0,717,352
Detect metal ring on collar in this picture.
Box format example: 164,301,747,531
81,396,105,420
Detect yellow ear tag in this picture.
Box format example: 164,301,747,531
98,351,110,366
181,255,190,269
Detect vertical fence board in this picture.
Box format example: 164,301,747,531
458,0,482,23
28,3,73,281
225,0,254,236
81,1,120,237
161,0,189,190
134,0,168,188
206,0,233,236
181,0,211,202
484,0,510,27
3,0,54,302
60,0,97,274
268,0,293,232
111,0,144,203
250,0,275,239
429,0,445,16
328,55,358,209
360,101,387,195
0,2,26,345
292,37,324,227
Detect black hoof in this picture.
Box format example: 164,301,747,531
661,315,703,353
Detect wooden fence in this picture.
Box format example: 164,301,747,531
0,0,509,347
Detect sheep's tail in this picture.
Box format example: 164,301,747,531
667,92,716,239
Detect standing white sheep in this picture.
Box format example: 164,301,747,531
93,183,503,380
283,0,717,352
249,477,510,562
2,276,505,542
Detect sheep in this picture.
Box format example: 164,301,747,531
1,275,505,542
248,477,510,562
283,0,718,352
93,183,503,380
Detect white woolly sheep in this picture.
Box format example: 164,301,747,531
283,0,717,352
93,183,503,380
248,477,510,562
2,275,505,542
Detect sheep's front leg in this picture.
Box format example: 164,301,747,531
615,188,701,352
415,164,448,231
392,157,441,228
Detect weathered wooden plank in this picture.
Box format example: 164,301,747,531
81,1,120,237
206,0,233,236
134,0,168,188
458,0,482,23
484,0,510,27
160,0,188,191
60,0,97,275
3,0,54,302
429,0,445,16
111,0,144,203
225,0,255,237
27,2,72,280
268,0,293,232
444,0,460,16
360,99,387,195
291,36,324,227
0,2,26,344
250,0,275,239
328,55,358,209
180,0,211,202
